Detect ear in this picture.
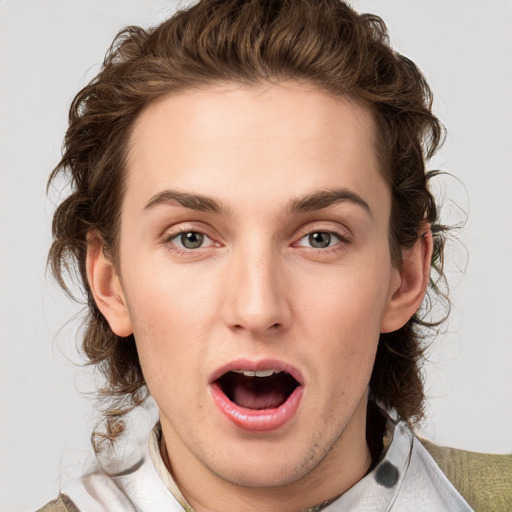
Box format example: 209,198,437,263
86,233,133,337
380,227,433,333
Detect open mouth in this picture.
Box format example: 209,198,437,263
209,361,304,431
216,370,300,410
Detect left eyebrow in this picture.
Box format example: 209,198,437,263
284,188,372,217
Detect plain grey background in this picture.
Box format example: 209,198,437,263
1,1,511,510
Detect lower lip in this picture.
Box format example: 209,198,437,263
210,383,303,432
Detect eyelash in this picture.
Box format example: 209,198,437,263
293,229,352,254
163,229,218,255
162,226,352,256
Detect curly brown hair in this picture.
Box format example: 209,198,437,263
48,0,447,444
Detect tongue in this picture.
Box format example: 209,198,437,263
232,376,288,410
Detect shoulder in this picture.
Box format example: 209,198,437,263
36,494,79,512
420,437,512,512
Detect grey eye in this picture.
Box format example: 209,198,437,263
180,232,204,249
308,232,332,248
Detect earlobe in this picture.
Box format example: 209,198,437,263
86,234,133,337
380,228,433,333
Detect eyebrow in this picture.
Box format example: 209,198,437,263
285,188,372,217
144,190,227,215
143,187,371,217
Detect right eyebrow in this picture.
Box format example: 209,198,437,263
143,189,228,215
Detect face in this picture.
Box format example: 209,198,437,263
105,83,406,498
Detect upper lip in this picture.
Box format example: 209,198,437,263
208,358,305,385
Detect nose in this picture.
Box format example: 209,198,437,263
222,244,291,336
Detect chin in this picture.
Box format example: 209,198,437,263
207,432,334,489
213,459,312,489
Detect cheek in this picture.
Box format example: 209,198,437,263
128,308,211,423
295,265,389,385
124,253,219,333
122,254,232,382
299,267,389,338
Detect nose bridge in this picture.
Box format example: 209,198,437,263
224,235,290,334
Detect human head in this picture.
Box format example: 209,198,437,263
48,0,446,443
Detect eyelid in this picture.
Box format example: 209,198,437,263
168,231,215,248
162,221,217,239
295,231,341,247
161,222,222,252
292,222,352,245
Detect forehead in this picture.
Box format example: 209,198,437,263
124,82,388,220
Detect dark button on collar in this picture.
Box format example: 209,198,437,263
375,461,399,488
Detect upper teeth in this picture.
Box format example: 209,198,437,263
233,369,280,377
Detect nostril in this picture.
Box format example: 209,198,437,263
231,322,281,331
